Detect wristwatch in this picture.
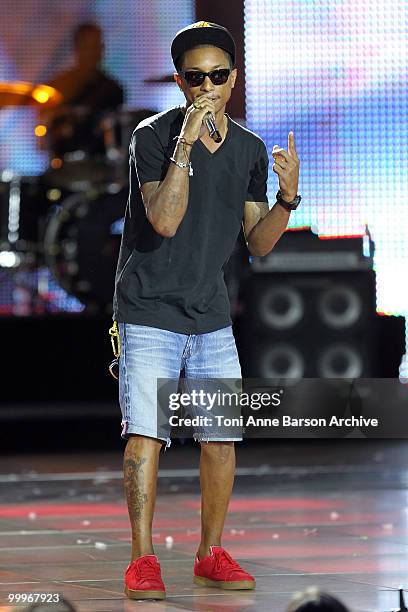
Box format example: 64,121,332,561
276,189,302,211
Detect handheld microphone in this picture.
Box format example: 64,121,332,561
204,113,222,143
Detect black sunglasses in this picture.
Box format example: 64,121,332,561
180,68,231,87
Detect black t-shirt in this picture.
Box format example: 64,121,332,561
112,106,269,334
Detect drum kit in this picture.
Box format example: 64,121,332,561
0,80,156,312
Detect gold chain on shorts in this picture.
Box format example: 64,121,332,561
108,320,121,358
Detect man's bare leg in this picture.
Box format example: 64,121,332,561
123,434,163,561
197,441,235,559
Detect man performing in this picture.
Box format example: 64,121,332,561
112,21,300,600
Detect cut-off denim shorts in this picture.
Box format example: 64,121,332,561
118,323,243,449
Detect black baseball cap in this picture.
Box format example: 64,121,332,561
171,21,236,69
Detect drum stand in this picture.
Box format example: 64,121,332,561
0,172,30,267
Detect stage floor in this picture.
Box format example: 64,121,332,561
0,439,407,611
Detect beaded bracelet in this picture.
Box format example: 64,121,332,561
170,156,193,176
171,135,194,175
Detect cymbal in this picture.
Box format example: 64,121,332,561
0,82,63,108
143,74,174,83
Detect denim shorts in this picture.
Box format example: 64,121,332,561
118,323,242,448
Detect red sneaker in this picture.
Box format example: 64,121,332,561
124,554,166,600
194,545,255,590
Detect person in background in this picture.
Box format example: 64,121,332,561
39,22,124,157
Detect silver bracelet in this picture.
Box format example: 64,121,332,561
170,156,193,176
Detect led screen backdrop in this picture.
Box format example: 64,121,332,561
244,0,408,336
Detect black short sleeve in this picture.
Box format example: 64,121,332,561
130,125,168,187
114,109,273,335
246,141,269,203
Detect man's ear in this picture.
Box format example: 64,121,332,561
174,73,183,89
230,68,238,89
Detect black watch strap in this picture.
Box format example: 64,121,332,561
276,189,302,211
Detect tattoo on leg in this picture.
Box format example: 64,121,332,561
217,443,233,465
124,457,148,525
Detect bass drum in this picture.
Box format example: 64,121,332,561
44,186,127,312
